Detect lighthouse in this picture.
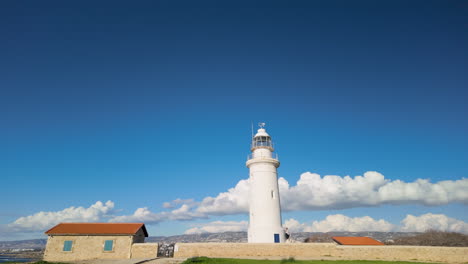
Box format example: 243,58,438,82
246,123,285,243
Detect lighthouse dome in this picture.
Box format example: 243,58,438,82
254,128,270,138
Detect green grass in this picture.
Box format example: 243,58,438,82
181,257,438,264
17,260,70,264
25,261,69,264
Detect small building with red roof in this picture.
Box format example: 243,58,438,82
43,223,157,261
332,236,385,246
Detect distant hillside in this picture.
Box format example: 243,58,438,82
0,239,47,251
0,231,422,250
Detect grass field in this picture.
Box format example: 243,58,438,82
181,257,438,264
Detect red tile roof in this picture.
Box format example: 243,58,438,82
45,223,148,237
332,236,384,245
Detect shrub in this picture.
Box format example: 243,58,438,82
183,257,211,263
29,260,67,264
280,257,296,263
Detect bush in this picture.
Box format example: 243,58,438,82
280,257,296,263
183,257,212,263
29,260,67,264
388,230,468,247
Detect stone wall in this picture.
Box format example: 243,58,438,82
131,243,158,259
44,235,133,261
173,243,468,263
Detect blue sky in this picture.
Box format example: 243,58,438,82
1,0,467,240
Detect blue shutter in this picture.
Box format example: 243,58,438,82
104,240,114,251
63,240,73,251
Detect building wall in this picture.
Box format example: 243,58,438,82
173,243,468,263
131,243,158,259
44,235,134,261
133,229,146,243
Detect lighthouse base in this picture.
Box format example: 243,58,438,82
248,226,285,243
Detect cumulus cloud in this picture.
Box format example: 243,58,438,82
285,215,396,232
196,179,250,215
283,213,468,234
401,213,468,233
8,201,114,232
109,207,164,223
7,171,468,234
176,172,468,217
163,199,196,209
281,172,468,211
110,171,468,223
185,220,248,234
185,213,468,234
110,203,207,224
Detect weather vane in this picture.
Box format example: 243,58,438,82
258,122,266,128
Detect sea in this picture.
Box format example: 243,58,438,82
0,255,33,263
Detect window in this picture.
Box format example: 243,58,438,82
104,240,114,252
252,136,272,148
63,240,73,252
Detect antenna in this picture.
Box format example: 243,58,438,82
251,121,254,139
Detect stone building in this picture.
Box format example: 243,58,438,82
43,222,157,261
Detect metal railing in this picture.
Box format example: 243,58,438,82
247,152,279,161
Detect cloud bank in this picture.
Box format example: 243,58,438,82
109,203,207,223
280,171,468,211
185,220,248,234
112,171,467,224
400,213,468,233
7,201,114,232
284,215,396,232
186,213,468,234
6,171,468,234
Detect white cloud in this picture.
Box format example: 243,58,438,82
169,204,206,221
284,214,468,234
109,207,163,223
285,214,396,233
281,172,468,211
185,220,248,234
196,179,250,215
110,171,468,224
401,213,468,233
163,199,196,209
283,218,309,232
7,171,468,235
110,203,207,224
183,172,468,217
8,201,114,232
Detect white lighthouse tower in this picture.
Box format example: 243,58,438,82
246,123,285,243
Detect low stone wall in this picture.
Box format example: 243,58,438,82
173,243,468,263
336,245,467,263
131,243,158,259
